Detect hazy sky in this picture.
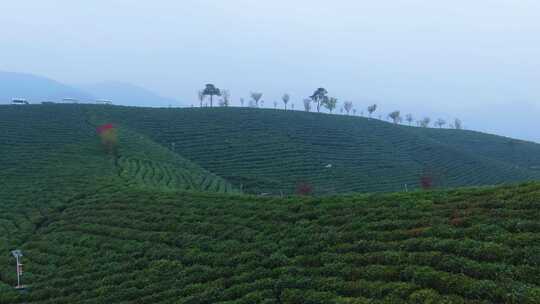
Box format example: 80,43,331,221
1,0,539,142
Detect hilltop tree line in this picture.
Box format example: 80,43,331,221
197,84,463,129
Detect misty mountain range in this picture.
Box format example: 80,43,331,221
0,71,180,107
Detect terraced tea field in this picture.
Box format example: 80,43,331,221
1,183,540,303
88,105,540,195
2,104,540,303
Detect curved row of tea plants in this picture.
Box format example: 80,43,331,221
1,183,540,303
87,105,540,195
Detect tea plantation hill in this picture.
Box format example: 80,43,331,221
89,105,540,195
1,104,540,303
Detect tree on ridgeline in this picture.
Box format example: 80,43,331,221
353,109,357,115
197,90,205,107
453,118,463,130
273,101,278,109
202,84,221,107
303,98,312,112
388,111,401,124
436,118,446,128
367,104,377,118
344,101,353,115
420,117,431,128
310,88,328,112
282,93,290,110
324,97,337,113
291,103,295,110
250,92,263,107
405,114,413,125
220,89,230,107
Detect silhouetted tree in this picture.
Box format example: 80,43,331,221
420,117,431,128
436,118,446,128
344,101,353,115
453,118,463,130
324,97,337,113
282,93,290,110
197,90,205,107
310,88,328,112
240,98,245,107
367,104,377,118
353,109,357,115
303,98,311,112
250,92,263,107
405,114,413,125
388,111,401,124
273,101,278,109
220,89,230,107
202,84,221,107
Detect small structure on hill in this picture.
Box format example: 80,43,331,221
96,99,113,105
62,98,79,104
11,98,29,105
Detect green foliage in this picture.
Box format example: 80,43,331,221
1,179,540,302
2,104,540,303
84,105,540,195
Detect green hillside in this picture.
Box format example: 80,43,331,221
86,105,540,195
2,181,540,303
0,105,236,195
1,104,540,303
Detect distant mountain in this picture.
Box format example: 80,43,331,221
80,81,180,107
0,71,94,104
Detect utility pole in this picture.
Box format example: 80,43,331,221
11,250,24,289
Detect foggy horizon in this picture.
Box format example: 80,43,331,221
1,0,539,142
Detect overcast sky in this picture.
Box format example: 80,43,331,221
1,0,539,142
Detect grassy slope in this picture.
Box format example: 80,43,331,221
91,106,540,195
1,183,540,303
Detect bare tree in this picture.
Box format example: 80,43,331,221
303,98,312,112
405,114,413,125
420,117,431,128
282,93,290,110
367,104,377,118
220,89,230,107
436,118,446,128
250,92,263,107
240,98,245,107
388,111,401,124
197,90,205,107
273,101,278,109
453,118,463,130
291,103,295,110
344,101,353,115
